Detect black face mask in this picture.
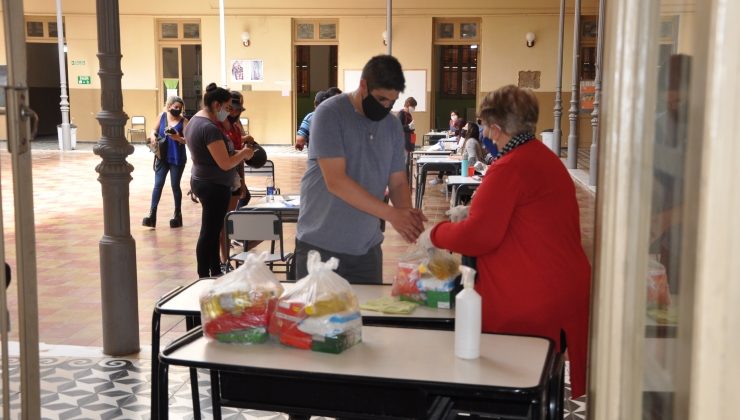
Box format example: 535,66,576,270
169,108,182,117
362,93,392,122
227,115,239,123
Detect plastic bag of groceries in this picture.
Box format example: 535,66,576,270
269,250,362,353
200,252,284,344
392,245,460,308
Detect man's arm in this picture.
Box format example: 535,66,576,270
318,157,425,242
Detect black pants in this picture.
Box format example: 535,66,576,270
295,239,383,284
191,179,231,278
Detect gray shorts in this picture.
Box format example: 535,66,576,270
294,239,383,284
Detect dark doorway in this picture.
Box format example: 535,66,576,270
433,44,478,130
295,45,338,129
26,42,65,137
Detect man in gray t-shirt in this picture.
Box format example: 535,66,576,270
295,55,426,284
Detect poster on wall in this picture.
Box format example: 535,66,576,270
231,60,264,82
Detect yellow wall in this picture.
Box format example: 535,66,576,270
1,0,606,144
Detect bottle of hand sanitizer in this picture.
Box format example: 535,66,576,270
455,266,481,359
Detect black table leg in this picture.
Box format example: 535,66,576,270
150,311,160,420
158,358,170,420
185,316,202,420
211,370,222,420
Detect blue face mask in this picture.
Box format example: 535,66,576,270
216,105,229,122
482,137,498,155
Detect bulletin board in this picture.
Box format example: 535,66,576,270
343,69,427,112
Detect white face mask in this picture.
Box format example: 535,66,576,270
216,105,229,122
451,115,458,121
408,106,416,113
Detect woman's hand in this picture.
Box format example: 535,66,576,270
240,147,255,161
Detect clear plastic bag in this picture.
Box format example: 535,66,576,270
200,252,284,344
269,250,362,353
392,245,459,308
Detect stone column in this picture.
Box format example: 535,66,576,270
94,0,140,356
553,0,566,157
567,0,582,169
590,0,606,185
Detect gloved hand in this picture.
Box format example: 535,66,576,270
408,120,416,130
445,205,470,222
417,227,435,251
473,161,487,172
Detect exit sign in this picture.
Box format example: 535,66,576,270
77,76,91,85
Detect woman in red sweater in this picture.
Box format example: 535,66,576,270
425,85,591,397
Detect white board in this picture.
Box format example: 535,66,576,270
343,69,427,112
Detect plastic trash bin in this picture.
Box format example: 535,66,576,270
57,124,77,150
540,129,557,154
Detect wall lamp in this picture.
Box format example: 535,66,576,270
525,32,536,48
241,31,251,47
382,30,388,46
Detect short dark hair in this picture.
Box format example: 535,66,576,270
325,86,342,96
203,82,231,109
361,55,405,92
405,97,418,107
313,90,326,107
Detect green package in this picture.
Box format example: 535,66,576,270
216,327,268,344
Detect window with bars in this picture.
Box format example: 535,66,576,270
440,45,478,97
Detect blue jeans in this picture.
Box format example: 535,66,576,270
150,160,185,211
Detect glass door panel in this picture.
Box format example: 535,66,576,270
643,3,697,419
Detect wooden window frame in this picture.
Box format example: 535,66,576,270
24,16,63,43
433,18,481,45
293,19,339,45
438,45,478,98
157,19,201,42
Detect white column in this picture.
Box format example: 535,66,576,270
56,0,72,150
553,0,566,157
219,0,227,86
386,0,393,55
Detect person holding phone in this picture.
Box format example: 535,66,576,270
142,96,189,229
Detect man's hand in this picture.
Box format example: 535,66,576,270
388,207,427,243
295,137,306,151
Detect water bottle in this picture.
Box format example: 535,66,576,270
266,177,275,202
455,266,481,359
461,159,469,177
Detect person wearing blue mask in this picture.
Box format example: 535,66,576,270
478,118,499,164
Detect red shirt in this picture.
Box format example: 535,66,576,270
431,140,591,397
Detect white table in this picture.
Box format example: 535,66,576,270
151,279,456,418
446,175,483,206
422,131,449,146
240,194,300,222
159,326,561,419
415,157,462,208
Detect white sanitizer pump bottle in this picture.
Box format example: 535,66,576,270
455,265,481,359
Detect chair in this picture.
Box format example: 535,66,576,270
128,116,147,143
225,210,291,274
244,159,277,197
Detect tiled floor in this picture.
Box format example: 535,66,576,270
0,140,592,419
